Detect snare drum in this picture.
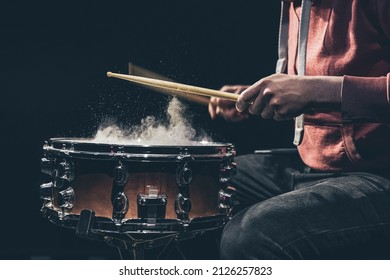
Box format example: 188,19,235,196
40,138,236,238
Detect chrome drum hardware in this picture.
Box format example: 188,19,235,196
39,138,237,259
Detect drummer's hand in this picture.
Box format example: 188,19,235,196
236,74,342,121
208,85,250,122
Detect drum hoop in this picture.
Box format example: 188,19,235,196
42,207,228,234
44,138,235,162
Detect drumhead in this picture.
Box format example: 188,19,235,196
43,138,235,162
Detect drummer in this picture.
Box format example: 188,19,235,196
209,0,390,259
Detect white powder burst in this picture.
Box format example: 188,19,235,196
93,97,210,145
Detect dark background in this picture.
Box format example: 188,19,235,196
0,0,294,259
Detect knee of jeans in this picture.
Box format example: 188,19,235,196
219,213,247,259
219,209,269,259
219,205,293,259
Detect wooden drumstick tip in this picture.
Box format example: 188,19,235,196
106,71,113,77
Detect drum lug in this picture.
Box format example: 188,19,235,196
176,163,193,186
40,182,53,202
112,162,130,224
175,193,192,220
227,145,237,156
112,192,129,224
176,154,193,220
113,162,129,186
58,187,75,210
51,160,74,189
219,161,237,184
176,151,194,185
218,186,238,211
40,157,54,176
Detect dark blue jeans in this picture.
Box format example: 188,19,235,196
220,152,390,259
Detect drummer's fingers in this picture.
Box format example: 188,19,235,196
236,82,264,112
209,96,218,105
216,98,236,108
236,88,256,112
216,106,224,116
223,109,248,122
208,98,218,119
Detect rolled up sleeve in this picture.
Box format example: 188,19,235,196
341,74,390,123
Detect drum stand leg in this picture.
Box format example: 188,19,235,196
104,233,189,260
117,242,145,260
155,239,187,260
103,236,146,260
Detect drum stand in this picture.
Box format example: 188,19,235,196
74,209,217,260
102,230,208,260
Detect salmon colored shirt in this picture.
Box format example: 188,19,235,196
287,0,390,171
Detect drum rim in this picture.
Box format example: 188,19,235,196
43,137,235,162
42,206,228,235
47,137,233,148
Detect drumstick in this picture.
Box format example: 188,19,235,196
107,72,239,101
128,63,210,106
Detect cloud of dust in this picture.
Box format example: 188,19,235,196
92,97,211,145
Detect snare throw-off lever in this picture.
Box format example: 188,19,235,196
137,185,167,220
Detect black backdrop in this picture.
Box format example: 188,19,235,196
0,1,294,259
